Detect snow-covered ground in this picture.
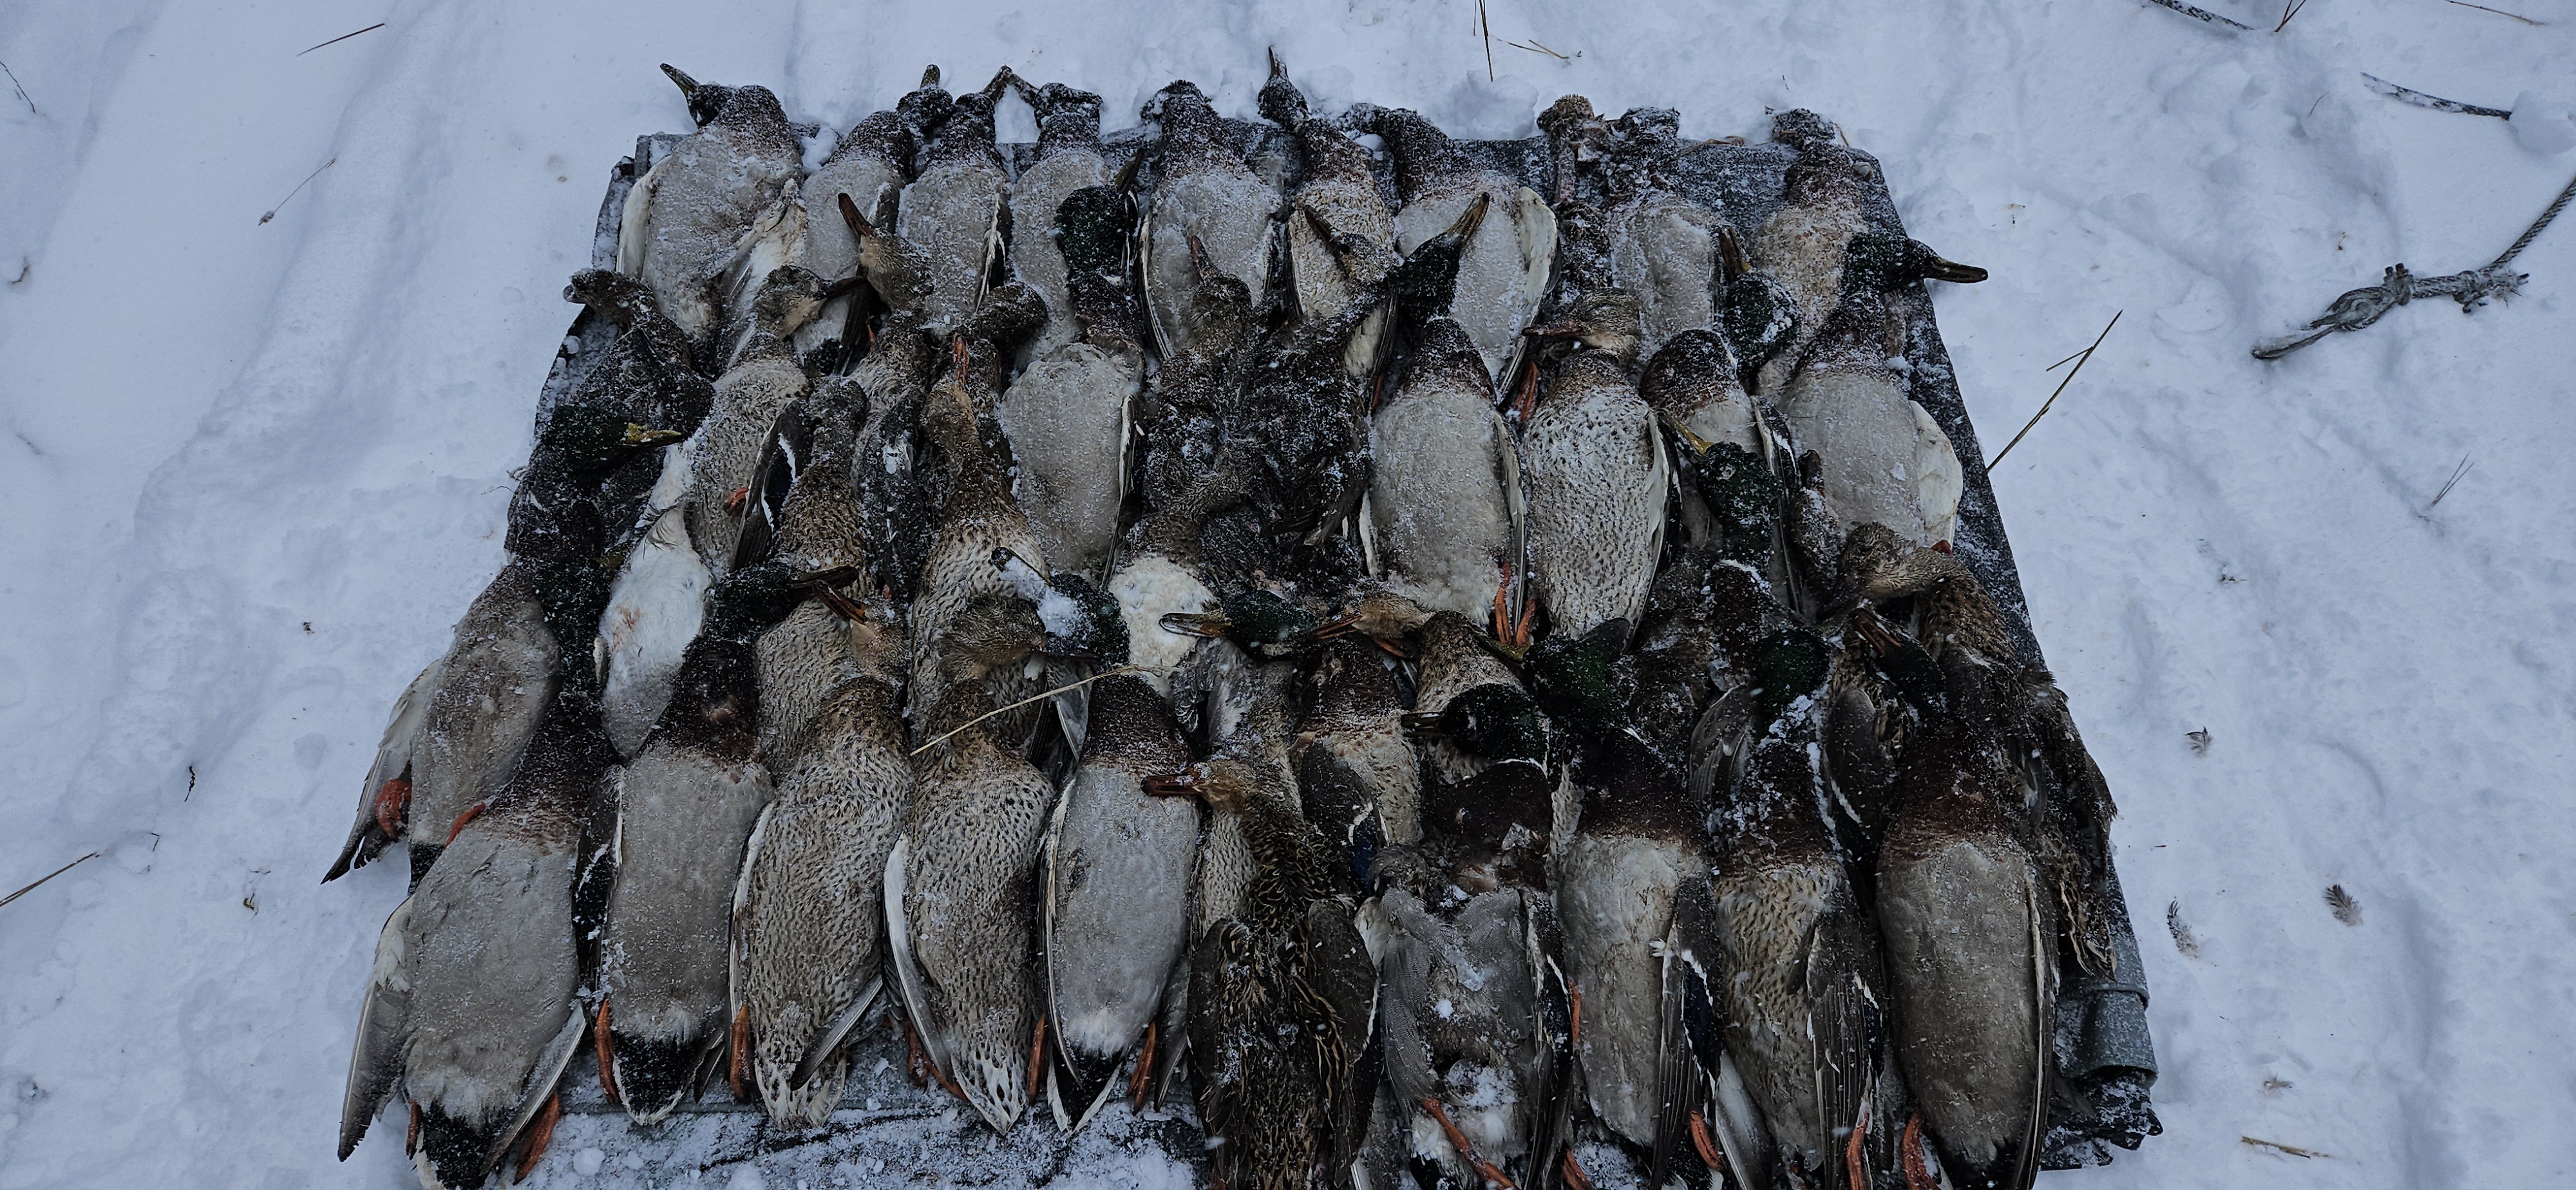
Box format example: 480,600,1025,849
3,0,2573,1185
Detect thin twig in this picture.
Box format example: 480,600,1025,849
1991,311,2121,467
2361,72,2512,118
0,57,32,116
2428,453,2475,508
259,156,337,225
2143,0,2255,31
1,853,100,911
2446,0,2541,23
298,22,387,56
909,666,1144,757
2240,1136,2331,1159
1479,0,1496,82
2273,0,2311,32
1505,39,1571,60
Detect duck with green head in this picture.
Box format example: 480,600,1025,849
593,560,845,1124
337,635,620,1188
326,406,677,884
1139,79,1278,361
996,185,1144,583
1002,79,1115,366
1748,109,1984,395
1774,288,1963,551
617,64,804,360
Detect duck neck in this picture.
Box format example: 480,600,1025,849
826,109,913,180
1374,109,1474,205
653,636,762,761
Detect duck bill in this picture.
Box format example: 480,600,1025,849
623,425,685,449
1444,193,1492,241
1522,317,1581,340
1919,253,1988,284
819,274,869,303
1140,771,1201,798
837,192,878,238
659,63,699,99
1267,46,1288,81
1157,611,1233,639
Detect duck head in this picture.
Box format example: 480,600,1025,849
1638,329,1742,420
1604,106,1684,200
661,63,736,128
662,65,790,146
1314,587,1433,647
1347,104,1475,205
1842,229,1989,289
1405,682,1551,770
993,548,1131,665
937,590,1050,683
1390,193,1491,325
1023,79,1104,155
704,561,862,643
896,65,956,145
538,403,684,482
1256,48,1308,129
1524,289,1645,366
1180,232,1255,354
1718,252,1801,390
1741,627,1831,727
1141,755,1264,811
1521,618,1632,742
1537,95,1612,204
1834,522,1969,605
1160,589,1325,660
749,265,853,343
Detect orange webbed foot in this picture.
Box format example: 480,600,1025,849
1128,1021,1159,1111
371,777,411,838
1026,1015,1048,1100
509,1091,560,1184
1689,1109,1728,1173
728,1003,751,1101
1421,1097,1517,1189
1901,1111,1935,1190
593,1000,621,1104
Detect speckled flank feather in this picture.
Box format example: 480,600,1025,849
600,509,708,759
1879,835,2049,1189
895,692,1059,1133
998,341,1139,582
408,561,562,851
731,676,911,1126
1520,362,1667,640
684,350,810,572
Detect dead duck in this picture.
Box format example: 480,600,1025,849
886,592,1059,1134
1004,79,1117,365
1139,80,1279,361
1294,636,1421,873
996,185,1143,582
338,675,616,1189
1354,104,1558,382
729,586,910,1127
1704,626,1904,1190
1260,51,1400,376
560,268,720,524
1038,672,1199,1128
1774,289,1963,549
1871,650,2053,1190
1749,110,1983,394
618,65,804,359
848,310,944,599
1157,735,1376,1190
1563,100,1738,361
793,105,915,366
1517,288,1668,646
680,265,846,573
882,68,1015,335
595,561,838,1123
740,379,874,768
328,407,673,883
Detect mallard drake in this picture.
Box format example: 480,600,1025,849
1563,100,1738,361
1517,288,1668,647
1775,289,1963,549
1354,104,1558,382
996,185,1144,582
617,65,803,357
793,107,913,366
561,269,719,527
1003,80,1116,365
594,562,836,1122
880,68,1014,335
1871,652,2052,1190
1749,110,1983,395
886,592,1059,1133
328,408,672,882
1038,672,1198,1128
1139,80,1278,361
337,670,617,1187
1261,52,1400,376
729,587,909,1127
1155,741,1375,1190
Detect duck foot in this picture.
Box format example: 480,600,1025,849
1490,562,1514,643
1510,361,1540,424
1689,1110,1728,1173
1421,1097,1517,1189
1844,1103,1868,1190
406,1100,421,1157
1026,1016,1048,1100
1128,1021,1158,1111
904,1016,929,1087
1561,1149,1592,1190
729,1004,751,1101
1900,1112,1935,1190
446,800,489,844
725,486,752,516
904,1014,971,1102
372,777,411,837
593,1001,621,1104
1567,984,1583,1046
510,1091,560,1184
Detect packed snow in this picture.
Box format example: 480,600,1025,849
3,0,2573,1187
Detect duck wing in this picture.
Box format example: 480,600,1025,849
337,897,415,1159
728,397,811,573
880,835,948,1075
1807,895,1890,1189
327,657,444,881
1519,891,1578,1190
1299,900,1381,1181
1649,878,1721,1190
481,1010,589,1176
